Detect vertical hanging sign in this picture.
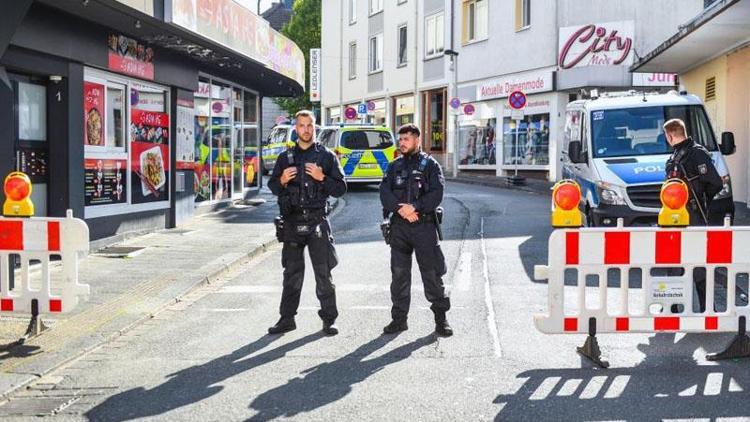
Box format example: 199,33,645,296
310,48,321,102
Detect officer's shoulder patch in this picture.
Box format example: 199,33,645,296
698,163,708,175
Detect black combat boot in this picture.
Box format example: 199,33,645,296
268,317,296,334
323,321,339,336
435,313,453,337
383,320,408,334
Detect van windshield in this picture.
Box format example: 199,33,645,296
591,105,717,158
340,130,394,150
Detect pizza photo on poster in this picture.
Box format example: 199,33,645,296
84,82,105,146
130,109,170,204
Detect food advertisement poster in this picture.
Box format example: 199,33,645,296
84,82,105,146
176,99,195,169
108,33,155,80
84,159,127,206
131,109,170,203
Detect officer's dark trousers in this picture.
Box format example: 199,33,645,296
279,218,339,323
389,218,450,322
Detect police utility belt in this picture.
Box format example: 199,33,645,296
380,207,444,245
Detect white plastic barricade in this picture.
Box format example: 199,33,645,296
534,219,750,366
0,210,90,314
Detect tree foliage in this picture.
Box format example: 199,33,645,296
273,0,321,118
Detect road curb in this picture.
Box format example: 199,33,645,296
448,177,551,196
0,197,342,399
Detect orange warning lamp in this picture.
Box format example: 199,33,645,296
3,172,34,217
551,180,582,228
658,178,689,227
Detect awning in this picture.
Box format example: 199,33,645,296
36,0,304,97
631,0,750,74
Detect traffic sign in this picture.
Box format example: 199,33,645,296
463,104,475,116
358,103,367,115
511,109,525,121
449,97,461,110
366,100,376,111
509,90,527,110
345,107,357,120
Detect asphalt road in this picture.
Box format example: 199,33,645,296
2,182,749,421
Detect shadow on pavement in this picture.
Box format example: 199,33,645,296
84,333,321,421
0,342,41,361
246,334,436,421
494,333,750,421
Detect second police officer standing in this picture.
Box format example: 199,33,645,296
380,124,453,337
663,117,723,313
268,110,347,336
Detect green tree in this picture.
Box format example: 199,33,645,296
273,0,321,118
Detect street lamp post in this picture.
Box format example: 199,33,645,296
444,49,459,178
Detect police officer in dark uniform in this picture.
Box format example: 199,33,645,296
664,118,723,313
379,123,452,337
267,110,347,336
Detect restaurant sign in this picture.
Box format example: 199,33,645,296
558,21,634,70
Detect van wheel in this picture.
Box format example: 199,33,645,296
585,208,596,227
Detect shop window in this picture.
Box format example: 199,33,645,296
463,0,488,44
349,0,357,23
106,86,125,148
244,92,258,123
459,119,497,166
425,13,445,59
17,82,46,141
502,113,550,166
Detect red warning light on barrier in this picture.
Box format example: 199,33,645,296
551,180,582,228
658,178,689,227
3,172,34,217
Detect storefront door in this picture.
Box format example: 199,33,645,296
422,88,447,164
11,74,49,216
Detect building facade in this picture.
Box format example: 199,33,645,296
321,0,453,167
633,0,750,206
0,0,304,241
321,0,704,179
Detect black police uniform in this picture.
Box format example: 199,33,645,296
665,137,723,226
379,151,450,327
268,142,347,328
665,137,723,313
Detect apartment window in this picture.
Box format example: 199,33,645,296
397,24,408,66
425,13,445,58
463,0,488,44
369,34,383,73
370,0,383,15
349,0,356,24
515,0,531,30
349,42,357,79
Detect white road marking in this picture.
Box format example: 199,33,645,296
481,217,503,358
452,252,473,292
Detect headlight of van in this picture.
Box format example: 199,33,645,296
715,175,732,199
597,182,626,205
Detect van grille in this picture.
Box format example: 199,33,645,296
626,184,662,209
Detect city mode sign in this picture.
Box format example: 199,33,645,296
558,21,634,69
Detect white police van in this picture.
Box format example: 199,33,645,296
562,91,736,226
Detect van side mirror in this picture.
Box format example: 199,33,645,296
721,132,736,156
568,141,586,164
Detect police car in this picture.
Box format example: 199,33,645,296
562,90,736,226
261,123,321,174
318,124,397,183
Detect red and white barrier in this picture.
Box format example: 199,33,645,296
0,210,90,314
534,220,750,335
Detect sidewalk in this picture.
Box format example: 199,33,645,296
0,190,299,398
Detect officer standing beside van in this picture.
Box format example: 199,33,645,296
379,124,452,337
664,118,723,226
664,118,723,313
267,110,347,336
